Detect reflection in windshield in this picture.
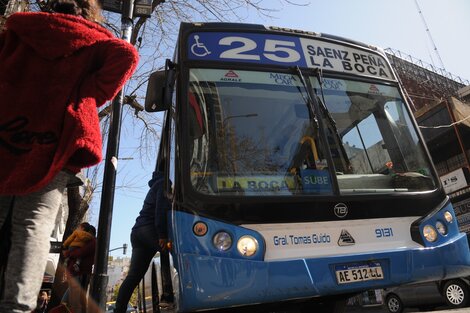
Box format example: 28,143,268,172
187,69,436,196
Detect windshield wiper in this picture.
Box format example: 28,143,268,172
292,66,340,195
314,70,352,173
294,67,319,130
314,69,340,135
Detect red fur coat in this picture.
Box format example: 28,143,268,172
0,12,139,195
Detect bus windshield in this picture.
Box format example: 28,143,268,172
187,68,437,195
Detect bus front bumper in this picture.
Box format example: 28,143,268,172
176,233,470,311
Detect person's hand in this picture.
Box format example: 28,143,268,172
159,238,167,251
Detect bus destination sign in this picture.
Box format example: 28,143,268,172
187,32,394,80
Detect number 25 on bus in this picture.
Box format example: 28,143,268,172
144,22,470,312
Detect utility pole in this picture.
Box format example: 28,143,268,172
90,0,134,310
414,0,446,70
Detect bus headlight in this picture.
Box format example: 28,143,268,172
237,235,258,257
193,221,208,236
213,232,232,251
423,225,438,242
436,221,448,235
444,211,453,223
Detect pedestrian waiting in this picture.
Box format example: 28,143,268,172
62,222,95,271
0,0,139,311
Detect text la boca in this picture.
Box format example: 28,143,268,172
299,38,393,79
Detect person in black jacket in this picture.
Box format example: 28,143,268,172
114,164,173,313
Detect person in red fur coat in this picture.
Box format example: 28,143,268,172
0,0,139,311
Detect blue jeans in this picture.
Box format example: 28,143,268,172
114,225,172,313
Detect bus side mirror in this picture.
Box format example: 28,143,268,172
145,60,175,112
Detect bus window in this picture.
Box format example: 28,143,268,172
187,69,332,195
188,90,204,139
383,100,429,173
185,70,436,195
313,78,436,192
187,82,214,193
342,113,391,174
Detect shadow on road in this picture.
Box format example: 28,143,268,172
346,304,468,313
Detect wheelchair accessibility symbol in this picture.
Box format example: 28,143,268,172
191,35,211,57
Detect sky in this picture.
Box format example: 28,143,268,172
249,0,470,82
91,0,470,257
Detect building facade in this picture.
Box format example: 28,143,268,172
107,256,131,301
386,48,470,235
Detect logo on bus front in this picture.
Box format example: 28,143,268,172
338,229,355,246
334,203,348,218
220,70,242,82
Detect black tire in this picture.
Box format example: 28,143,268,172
386,294,404,313
444,279,469,308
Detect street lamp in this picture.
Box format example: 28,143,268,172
109,243,128,255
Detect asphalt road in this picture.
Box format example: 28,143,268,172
346,305,470,313
159,304,470,313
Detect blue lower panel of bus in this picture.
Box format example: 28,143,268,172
175,233,470,312
171,210,470,311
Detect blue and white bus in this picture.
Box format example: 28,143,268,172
144,22,470,312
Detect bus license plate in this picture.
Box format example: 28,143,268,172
335,262,384,284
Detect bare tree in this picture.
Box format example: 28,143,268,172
101,0,307,154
